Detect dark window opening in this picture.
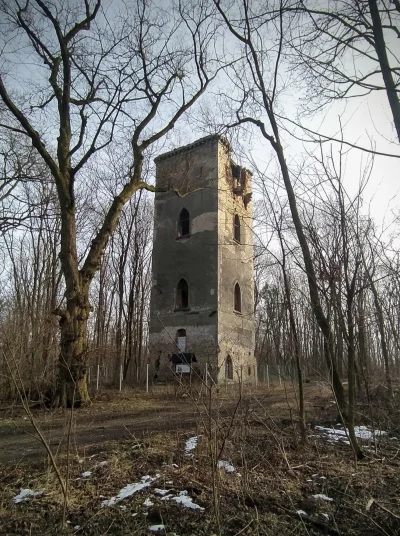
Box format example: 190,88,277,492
234,214,241,242
248,366,251,376
176,278,189,309
234,283,242,313
178,208,190,237
225,355,233,380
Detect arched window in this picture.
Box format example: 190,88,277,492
234,214,240,242
234,283,241,313
178,208,190,237
225,355,233,380
176,328,187,352
176,278,189,309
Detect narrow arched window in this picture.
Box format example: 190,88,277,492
225,355,233,380
176,328,187,352
234,214,240,242
178,208,190,237
234,282,241,313
176,278,189,309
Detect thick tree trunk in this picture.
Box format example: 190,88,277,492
54,292,92,407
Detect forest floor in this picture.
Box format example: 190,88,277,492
1,381,400,536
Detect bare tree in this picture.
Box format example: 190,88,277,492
290,0,400,142
0,0,223,406
214,0,347,414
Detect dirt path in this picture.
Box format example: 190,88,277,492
0,384,329,466
0,403,199,465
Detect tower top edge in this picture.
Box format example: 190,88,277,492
154,134,230,163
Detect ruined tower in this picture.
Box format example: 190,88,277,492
149,135,256,383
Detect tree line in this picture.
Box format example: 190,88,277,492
0,0,399,455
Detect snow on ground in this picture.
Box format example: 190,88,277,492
312,494,334,502
218,460,235,473
148,525,166,532
315,425,387,444
184,436,198,455
296,510,307,516
13,489,44,504
101,475,160,507
154,488,173,496
162,490,204,511
143,498,154,507
81,471,92,478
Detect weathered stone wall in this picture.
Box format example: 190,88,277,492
149,137,221,380
216,142,256,383
149,135,256,384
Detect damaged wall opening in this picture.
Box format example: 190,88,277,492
178,208,190,237
176,278,189,309
176,328,187,352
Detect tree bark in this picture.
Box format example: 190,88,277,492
368,0,400,143
55,287,91,407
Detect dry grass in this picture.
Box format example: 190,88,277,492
1,381,400,535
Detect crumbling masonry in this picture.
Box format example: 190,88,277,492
149,135,256,384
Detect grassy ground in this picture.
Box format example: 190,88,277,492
0,381,400,535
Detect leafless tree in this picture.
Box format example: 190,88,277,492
214,0,347,415
289,0,400,142
0,0,223,406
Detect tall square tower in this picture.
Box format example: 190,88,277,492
149,135,256,383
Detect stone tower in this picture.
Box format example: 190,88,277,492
149,135,256,384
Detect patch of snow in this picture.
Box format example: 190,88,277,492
162,490,204,511
148,526,165,533
143,498,154,507
153,488,173,496
321,513,329,520
81,471,92,478
296,510,307,516
315,425,386,444
13,489,44,504
354,426,386,439
74,526,81,531
184,436,198,455
312,494,334,502
98,461,108,467
218,460,235,473
102,474,160,507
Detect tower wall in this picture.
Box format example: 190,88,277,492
149,135,256,384
216,142,256,383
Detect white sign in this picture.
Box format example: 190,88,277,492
176,364,190,374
